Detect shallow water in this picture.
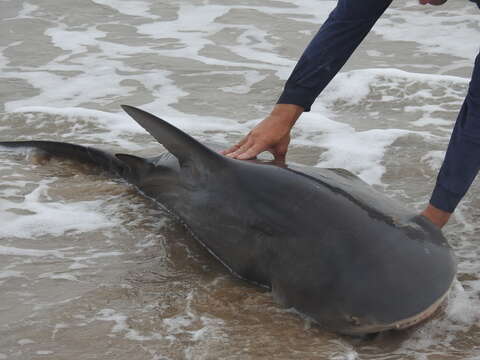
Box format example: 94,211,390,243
1,0,480,359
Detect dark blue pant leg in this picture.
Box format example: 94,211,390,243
430,50,480,212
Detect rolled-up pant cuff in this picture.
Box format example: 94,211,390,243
429,183,461,213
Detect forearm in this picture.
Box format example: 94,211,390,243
430,51,480,212
277,0,392,111
269,104,304,127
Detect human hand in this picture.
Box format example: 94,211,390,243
418,0,448,5
420,204,451,228
222,104,303,162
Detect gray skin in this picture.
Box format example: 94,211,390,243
0,105,457,335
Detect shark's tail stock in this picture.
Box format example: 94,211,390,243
0,140,126,176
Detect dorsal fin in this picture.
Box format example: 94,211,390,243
121,105,226,170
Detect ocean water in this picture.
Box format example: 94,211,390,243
1,0,480,359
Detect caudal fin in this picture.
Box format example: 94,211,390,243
121,105,227,171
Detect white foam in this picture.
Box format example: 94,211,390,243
4,63,152,115
411,116,452,128
36,351,54,355
76,251,124,260
10,105,145,145
0,270,24,279
49,323,69,341
220,70,268,95
9,2,39,19
395,279,480,355
163,313,193,335
0,245,64,258
2,0,476,121
68,263,89,270
12,106,128,125
38,272,78,281
320,68,469,105
330,353,359,360
191,316,225,342
287,67,470,184
269,0,336,24
90,0,157,19
17,339,35,345
299,113,412,184
445,281,480,325
0,179,120,238
161,290,226,347
96,308,163,341
315,126,411,185
46,25,105,55
0,46,8,69
6,24,172,116
377,2,480,61
135,4,295,77
421,150,445,171
68,251,124,269
10,105,244,145
225,26,294,71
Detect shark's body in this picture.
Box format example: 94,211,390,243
0,106,456,335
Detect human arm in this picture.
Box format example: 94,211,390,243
223,0,393,160
276,0,393,111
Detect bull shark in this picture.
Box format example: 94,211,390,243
0,105,456,335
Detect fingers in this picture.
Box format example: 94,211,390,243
223,132,290,161
223,132,267,159
236,144,264,160
225,141,284,161
226,138,262,160
226,140,252,158
221,144,240,155
221,136,248,156
222,130,265,160
222,116,293,161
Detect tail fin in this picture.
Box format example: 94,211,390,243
0,140,124,175
121,105,227,171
